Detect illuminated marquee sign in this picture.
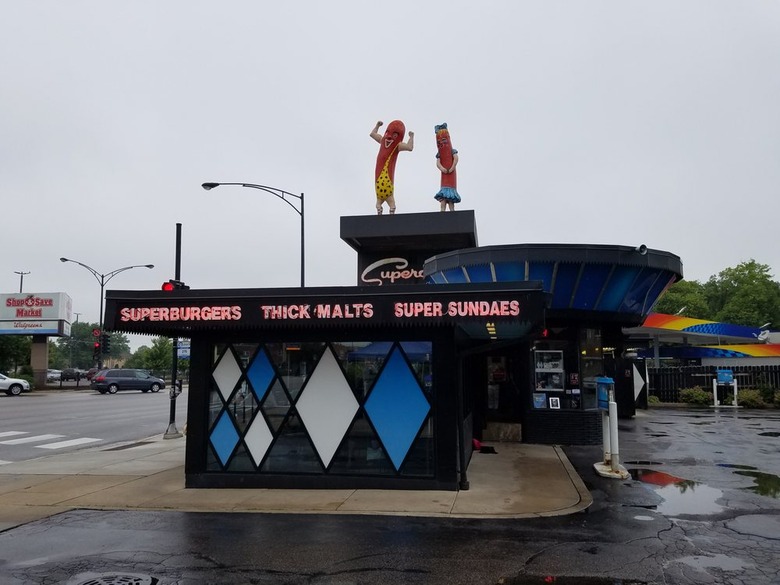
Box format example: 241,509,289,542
107,286,546,335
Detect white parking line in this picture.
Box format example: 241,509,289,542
0,460,12,465
0,431,27,438
37,437,102,449
0,434,65,445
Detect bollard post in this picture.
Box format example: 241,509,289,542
602,410,611,465
593,377,629,479
609,399,620,472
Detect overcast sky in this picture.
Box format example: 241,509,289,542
2,2,779,349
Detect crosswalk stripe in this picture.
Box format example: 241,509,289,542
37,438,102,449
0,431,27,438
0,460,12,465
0,434,65,445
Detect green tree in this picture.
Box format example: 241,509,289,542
653,280,711,319
124,345,151,369
139,337,172,373
56,322,101,368
47,339,67,369
703,260,780,327
0,336,30,373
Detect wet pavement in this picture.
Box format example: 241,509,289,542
0,406,779,584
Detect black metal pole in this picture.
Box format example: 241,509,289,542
165,222,183,439
300,192,305,287
98,280,105,369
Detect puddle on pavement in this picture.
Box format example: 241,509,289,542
717,464,780,497
624,460,663,466
758,431,780,437
500,577,647,584
669,554,753,572
690,421,715,425
646,433,669,438
628,469,724,516
734,470,780,498
717,463,757,470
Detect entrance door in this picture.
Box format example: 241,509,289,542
464,343,529,442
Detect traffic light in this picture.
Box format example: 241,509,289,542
101,333,111,354
93,341,101,361
162,279,190,291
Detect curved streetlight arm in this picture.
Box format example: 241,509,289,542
201,182,305,287
60,257,102,286
202,182,303,216
103,264,156,286
60,258,154,286
60,257,154,364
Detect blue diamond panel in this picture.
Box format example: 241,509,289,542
211,411,240,466
365,347,431,471
247,349,275,401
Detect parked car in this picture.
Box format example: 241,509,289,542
85,367,99,381
61,368,86,381
0,372,31,396
47,369,62,382
90,369,165,394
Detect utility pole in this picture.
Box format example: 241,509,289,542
165,223,184,439
14,271,30,293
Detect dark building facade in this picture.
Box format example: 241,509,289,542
104,210,681,491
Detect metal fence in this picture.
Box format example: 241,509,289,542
648,365,780,403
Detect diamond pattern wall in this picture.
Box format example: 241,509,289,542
209,341,432,476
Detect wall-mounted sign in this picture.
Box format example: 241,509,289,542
105,284,548,340
359,255,426,286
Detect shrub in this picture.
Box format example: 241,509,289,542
774,390,780,407
647,395,660,405
755,373,776,403
679,386,713,405
737,389,767,409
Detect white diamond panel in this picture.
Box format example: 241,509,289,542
213,349,242,402
244,416,274,465
296,348,359,467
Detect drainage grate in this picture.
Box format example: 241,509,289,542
76,574,158,585
103,441,154,451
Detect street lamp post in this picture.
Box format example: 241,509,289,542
201,182,305,287
60,258,154,368
14,271,30,293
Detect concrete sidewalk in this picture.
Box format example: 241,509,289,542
0,436,591,531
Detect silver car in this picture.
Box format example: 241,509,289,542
0,373,31,396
